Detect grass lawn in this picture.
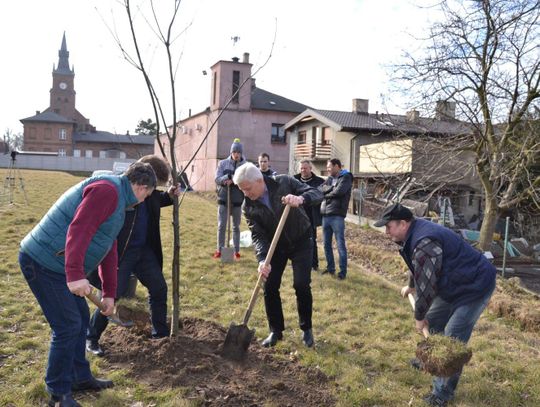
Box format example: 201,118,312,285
0,169,539,406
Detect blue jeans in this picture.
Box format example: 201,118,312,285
19,251,93,396
427,282,495,401
322,215,347,277
87,245,168,340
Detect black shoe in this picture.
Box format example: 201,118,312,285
337,273,346,280
72,377,113,392
410,357,423,370
261,331,283,347
321,269,335,276
85,340,104,357
423,393,448,407
302,329,314,348
48,394,82,407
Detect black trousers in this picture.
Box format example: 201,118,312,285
87,245,168,340
264,235,313,333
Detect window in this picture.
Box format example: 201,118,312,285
232,70,240,103
59,128,66,140
85,150,93,158
322,127,331,145
271,123,286,144
73,149,81,157
58,148,66,157
99,150,107,158
298,130,306,144
213,72,217,105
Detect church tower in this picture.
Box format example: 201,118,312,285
49,32,76,120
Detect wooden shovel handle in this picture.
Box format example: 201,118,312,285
407,293,430,339
242,204,291,325
86,289,107,313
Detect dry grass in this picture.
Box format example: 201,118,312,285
0,169,539,406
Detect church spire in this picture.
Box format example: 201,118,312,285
54,32,74,75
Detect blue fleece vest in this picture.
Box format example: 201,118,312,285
20,175,138,274
400,219,496,306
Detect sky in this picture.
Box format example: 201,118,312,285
1,0,435,137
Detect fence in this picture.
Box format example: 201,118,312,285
0,154,135,174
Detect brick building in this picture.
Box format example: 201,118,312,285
20,33,153,159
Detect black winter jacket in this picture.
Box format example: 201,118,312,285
320,170,353,218
116,189,173,268
243,175,323,262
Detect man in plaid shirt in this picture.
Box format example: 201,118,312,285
375,203,496,407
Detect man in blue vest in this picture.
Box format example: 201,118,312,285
19,162,156,407
374,203,496,407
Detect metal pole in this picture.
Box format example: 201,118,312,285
502,216,510,278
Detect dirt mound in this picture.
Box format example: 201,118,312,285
102,317,336,406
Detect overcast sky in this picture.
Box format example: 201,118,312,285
1,0,436,136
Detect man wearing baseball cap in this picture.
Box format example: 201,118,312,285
376,203,496,406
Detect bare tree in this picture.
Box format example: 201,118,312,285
99,0,274,335
3,128,23,152
392,0,540,249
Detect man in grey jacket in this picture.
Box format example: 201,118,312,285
214,138,247,259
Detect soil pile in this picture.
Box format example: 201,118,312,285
102,317,335,406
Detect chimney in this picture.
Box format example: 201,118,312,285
243,52,250,63
352,98,369,115
435,100,456,121
406,110,420,123
251,78,256,90
232,56,239,63
36,110,40,115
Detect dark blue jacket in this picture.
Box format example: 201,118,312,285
400,219,496,307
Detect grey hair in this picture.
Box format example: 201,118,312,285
233,162,263,185
125,162,157,189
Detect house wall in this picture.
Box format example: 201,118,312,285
358,139,412,174
73,142,153,159
162,108,299,191
23,122,74,155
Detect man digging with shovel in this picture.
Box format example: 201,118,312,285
375,203,496,406
233,162,323,348
18,162,156,407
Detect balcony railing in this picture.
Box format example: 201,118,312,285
294,142,333,160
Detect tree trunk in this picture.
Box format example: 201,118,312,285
478,196,498,251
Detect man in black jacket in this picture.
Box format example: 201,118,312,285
320,158,353,280
86,155,180,355
294,159,324,270
233,162,323,348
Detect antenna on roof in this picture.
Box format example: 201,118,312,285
231,36,240,46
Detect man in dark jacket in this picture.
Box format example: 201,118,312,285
86,155,180,355
375,203,496,407
294,159,324,270
320,158,352,279
233,162,323,348
19,163,156,407
214,138,247,259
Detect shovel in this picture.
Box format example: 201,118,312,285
221,184,234,263
407,293,472,377
86,289,133,328
221,204,291,360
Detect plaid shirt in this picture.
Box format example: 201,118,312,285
407,237,443,320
